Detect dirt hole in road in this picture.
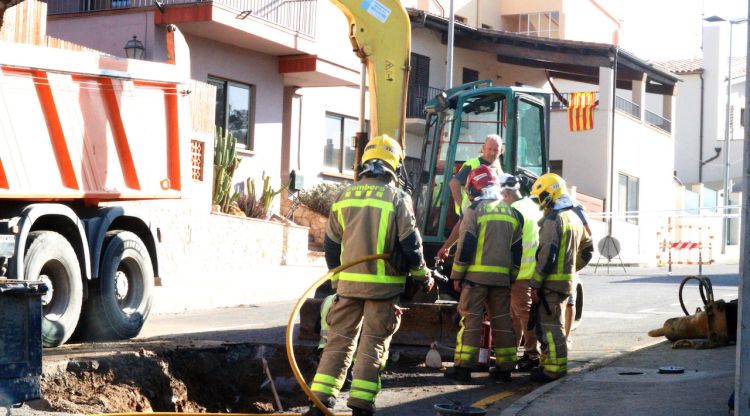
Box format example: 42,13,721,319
40,344,322,414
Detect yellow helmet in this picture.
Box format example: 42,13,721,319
530,173,568,210
362,134,403,172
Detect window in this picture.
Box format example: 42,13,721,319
407,53,431,118
208,76,254,149
462,67,479,84
324,113,362,174
741,107,745,128
455,15,467,24
618,173,639,224
516,97,545,176
550,160,563,176
511,11,560,38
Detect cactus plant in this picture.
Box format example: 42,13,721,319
236,171,288,219
212,128,241,213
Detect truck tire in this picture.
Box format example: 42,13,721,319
23,231,83,347
81,231,153,340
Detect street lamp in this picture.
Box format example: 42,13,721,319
704,15,748,254
123,35,145,60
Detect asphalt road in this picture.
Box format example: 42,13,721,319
123,263,740,415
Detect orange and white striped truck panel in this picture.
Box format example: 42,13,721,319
0,36,191,202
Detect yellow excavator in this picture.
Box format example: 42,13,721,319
330,0,550,255
300,0,585,346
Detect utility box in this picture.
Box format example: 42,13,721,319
0,280,47,406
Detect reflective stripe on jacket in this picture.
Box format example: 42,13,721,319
325,177,424,299
450,199,523,287
530,208,593,294
511,197,542,280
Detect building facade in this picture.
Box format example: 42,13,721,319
45,0,682,267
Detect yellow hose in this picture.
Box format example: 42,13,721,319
94,255,388,416
286,254,390,416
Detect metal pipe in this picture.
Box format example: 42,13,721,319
607,48,618,238
721,23,733,254
446,0,454,89
737,3,750,411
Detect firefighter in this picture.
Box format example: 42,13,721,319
528,173,593,382
305,135,434,416
445,165,523,383
437,134,505,262
498,174,542,372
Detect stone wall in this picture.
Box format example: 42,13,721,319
111,199,310,284
289,203,328,247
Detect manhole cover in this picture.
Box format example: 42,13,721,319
618,371,644,376
658,366,685,374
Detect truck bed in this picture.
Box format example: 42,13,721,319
0,38,187,201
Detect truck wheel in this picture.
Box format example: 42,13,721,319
81,231,153,340
23,231,83,347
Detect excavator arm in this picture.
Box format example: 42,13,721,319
329,0,411,150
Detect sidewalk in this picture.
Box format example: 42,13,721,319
496,341,736,416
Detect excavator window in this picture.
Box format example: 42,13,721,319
516,97,546,176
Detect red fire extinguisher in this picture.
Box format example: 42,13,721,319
477,315,492,369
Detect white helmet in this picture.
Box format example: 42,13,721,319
499,174,520,191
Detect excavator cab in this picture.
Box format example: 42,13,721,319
413,81,551,264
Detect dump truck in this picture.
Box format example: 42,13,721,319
0,1,193,347
300,0,583,347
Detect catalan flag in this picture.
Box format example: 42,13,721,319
568,92,596,131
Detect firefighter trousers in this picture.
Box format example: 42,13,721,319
310,295,400,413
511,279,539,359
454,283,516,371
534,288,569,379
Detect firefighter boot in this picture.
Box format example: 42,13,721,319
489,367,512,382
303,397,336,416
530,367,557,383
351,407,374,416
444,366,472,383
515,354,540,372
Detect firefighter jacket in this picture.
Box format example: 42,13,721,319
511,197,542,281
529,207,594,294
450,199,524,287
324,176,429,300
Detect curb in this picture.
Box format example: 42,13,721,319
498,340,667,416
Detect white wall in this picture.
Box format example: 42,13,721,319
186,35,285,195
671,73,703,185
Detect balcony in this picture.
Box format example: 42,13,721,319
406,84,443,119
645,110,671,133
615,96,641,119
46,0,317,38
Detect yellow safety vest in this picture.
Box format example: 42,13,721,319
455,158,481,215
511,197,542,280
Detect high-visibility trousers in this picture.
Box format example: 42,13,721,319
511,280,539,359
534,288,569,379
454,283,517,371
310,295,400,413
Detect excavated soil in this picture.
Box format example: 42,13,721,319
40,344,322,414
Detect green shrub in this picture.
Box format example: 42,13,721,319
298,182,348,217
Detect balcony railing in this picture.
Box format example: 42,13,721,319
645,110,671,133
45,0,317,37
407,84,443,119
615,96,641,119
549,92,600,110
